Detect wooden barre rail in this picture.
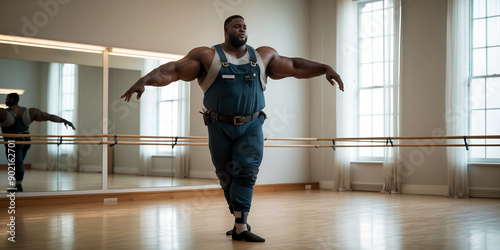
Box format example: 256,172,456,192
1,134,499,148
2,134,500,140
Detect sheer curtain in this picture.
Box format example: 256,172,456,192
138,59,162,176
445,0,469,198
334,0,357,191
381,0,402,194
47,63,78,171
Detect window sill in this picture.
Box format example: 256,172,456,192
468,162,500,166
350,161,383,165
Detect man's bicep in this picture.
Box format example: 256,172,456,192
175,47,212,81
174,58,202,81
29,108,47,121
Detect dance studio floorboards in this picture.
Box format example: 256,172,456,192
1,190,499,250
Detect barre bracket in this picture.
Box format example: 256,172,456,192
110,135,118,147
172,136,178,149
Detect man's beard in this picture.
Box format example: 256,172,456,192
229,33,247,47
5,101,14,107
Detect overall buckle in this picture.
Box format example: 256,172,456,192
233,115,245,125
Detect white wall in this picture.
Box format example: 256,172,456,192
0,0,314,184
1,0,498,194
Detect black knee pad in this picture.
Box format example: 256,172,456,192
216,171,232,190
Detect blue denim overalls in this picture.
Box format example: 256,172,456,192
1,108,31,182
203,44,265,213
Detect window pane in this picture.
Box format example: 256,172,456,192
171,101,178,120
470,138,486,158
473,48,486,76
473,19,486,48
487,0,500,16
373,62,383,86
359,116,372,137
470,110,486,135
361,12,373,38
359,89,372,115
469,110,486,158
361,64,373,88
159,102,168,122
487,47,500,75
372,10,384,37
372,88,384,115
473,0,486,18
373,37,384,62
361,39,373,63
486,77,500,109
486,139,500,158
359,146,372,158
470,78,486,109
486,111,500,158
373,146,383,158
372,1,383,11
361,2,372,13
372,115,384,137
487,17,500,46
486,109,500,135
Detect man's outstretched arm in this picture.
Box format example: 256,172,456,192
258,46,344,91
30,108,76,130
121,47,209,102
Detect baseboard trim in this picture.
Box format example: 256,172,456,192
401,184,447,196
0,182,319,207
469,187,500,198
352,182,384,192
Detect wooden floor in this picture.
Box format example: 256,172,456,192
1,190,500,250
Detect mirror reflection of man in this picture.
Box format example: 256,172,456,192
0,93,75,192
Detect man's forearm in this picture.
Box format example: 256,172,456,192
291,58,329,79
47,114,67,123
139,62,179,87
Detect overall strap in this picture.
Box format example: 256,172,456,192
214,44,229,67
6,108,16,118
247,45,257,67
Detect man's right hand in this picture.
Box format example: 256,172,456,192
121,83,145,102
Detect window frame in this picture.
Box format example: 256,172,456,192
356,0,394,162
468,0,500,163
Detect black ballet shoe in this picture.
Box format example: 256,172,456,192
226,224,251,235
231,229,265,242
16,184,23,192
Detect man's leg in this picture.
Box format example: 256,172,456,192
9,145,26,191
208,123,235,214
230,116,265,242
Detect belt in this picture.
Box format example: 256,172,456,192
210,111,261,125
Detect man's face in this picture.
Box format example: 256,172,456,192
5,97,14,107
225,18,247,47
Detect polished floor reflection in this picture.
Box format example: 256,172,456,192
0,169,218,192
1,190,499,249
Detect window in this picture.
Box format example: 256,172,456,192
469,0,500,161
157,81,181,154
357,0,395,161
48,63,77,155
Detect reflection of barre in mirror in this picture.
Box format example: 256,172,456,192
2,133,499,148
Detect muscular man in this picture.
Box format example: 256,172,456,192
1,93,75,192
121,15,344,242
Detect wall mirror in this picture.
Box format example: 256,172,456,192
0,41,103,192
0,34,314,195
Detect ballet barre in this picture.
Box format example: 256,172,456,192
1,134,499,149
